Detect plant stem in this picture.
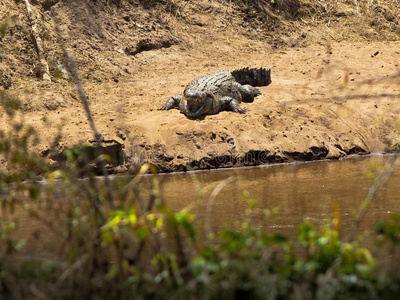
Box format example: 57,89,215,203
345,155,400,243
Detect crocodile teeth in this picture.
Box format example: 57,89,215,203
187,99,205,113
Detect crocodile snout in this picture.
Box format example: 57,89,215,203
187,98,205,113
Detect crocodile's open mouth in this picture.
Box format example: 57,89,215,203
187,97,205,113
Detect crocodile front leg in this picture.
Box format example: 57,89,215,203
219,96,246,114
158,94,183,110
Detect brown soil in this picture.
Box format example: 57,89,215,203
1,0,400,173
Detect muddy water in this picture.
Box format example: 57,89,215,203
11,155,400,258
158,155,400,239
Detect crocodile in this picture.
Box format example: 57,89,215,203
158,67,271,118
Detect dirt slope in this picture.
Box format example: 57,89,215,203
1,0,400,173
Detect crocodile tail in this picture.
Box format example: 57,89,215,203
231,67,272,87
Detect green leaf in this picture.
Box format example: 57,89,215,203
29,186,39,199
107,264,120,279
136,226,150,241
262,233,288,245
65,150,75,162
101,230,114,244
53,69,62,78
15,239,26,251
109,214,122,227
182,219,197,241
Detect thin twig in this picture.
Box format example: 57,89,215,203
78,181,107,223
205,177,235,241
284,93,400,106
353,70,400,86
29,283,49,300
330,93,400,102
56,254,89,286
8,254,67,268
345,155,400,243
52,16,115,210
324,106,370,153
128,164,165,254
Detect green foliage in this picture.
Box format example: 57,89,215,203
297,222,375,278
169,210,197,241
377,214,400,247
0,222,25,254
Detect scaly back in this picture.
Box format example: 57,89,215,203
185,71,234,92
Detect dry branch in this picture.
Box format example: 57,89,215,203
22,0,51,82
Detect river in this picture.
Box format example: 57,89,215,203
10,154,400,258
158,154,400,240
